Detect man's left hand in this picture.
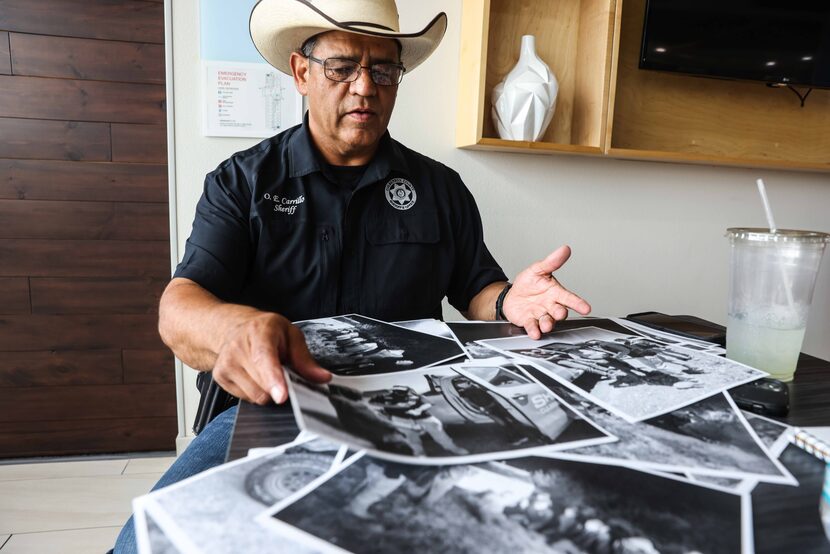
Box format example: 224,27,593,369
503,245,591,339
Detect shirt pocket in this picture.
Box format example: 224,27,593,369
259,217,305,268
363,209,442,318
249,218,325,317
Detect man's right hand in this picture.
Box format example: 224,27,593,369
212,313,332,405
158,278,332,405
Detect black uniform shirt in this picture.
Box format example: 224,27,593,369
173,116,507,322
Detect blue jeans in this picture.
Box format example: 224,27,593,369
110,404,238,554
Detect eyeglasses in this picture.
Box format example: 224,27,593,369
306,55,406,86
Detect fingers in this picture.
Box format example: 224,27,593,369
532,245,572,276
538,276,591,317
212,315,332,407
551,303,569,321
248,338,290,403
270,377,288,404
553,285,592,316
211,314,303,406
213,361,277,405
516,284,582,339
511,246,591,331
248,323,330,404
523,317,542,340
212,375,250,402
528,311,562,339
523,298,576,340
539,314,555,334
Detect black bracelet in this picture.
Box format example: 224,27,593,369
495,283,512,321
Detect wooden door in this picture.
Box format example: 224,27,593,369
0,0,176,458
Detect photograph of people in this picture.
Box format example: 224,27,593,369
483,327,764,421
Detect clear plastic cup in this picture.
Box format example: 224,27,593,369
726,228,829,382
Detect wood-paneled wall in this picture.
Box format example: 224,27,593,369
0,0,175,458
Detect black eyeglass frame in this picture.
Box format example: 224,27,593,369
305,55,406,86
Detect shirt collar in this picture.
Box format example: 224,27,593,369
287,112,410,185
287,113,323,178
358,130,409,190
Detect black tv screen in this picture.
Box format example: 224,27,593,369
640,0,830,89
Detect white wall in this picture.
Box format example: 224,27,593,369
170,0,830,438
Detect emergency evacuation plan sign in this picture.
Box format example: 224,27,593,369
200,0,303,138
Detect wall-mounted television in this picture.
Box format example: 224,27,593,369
639,0,830,89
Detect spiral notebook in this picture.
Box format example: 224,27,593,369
792,426,830,462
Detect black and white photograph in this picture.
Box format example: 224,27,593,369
453,361,615,444
295,314,464,375
520,364,796,484
481,326,766,422
136,436,345,554
684,472,756,495
644,466,758,495
135,499,182,554
260,452,747,554
752,444,826,553
645,470,755,496
445,321,527,359
394,318,455,340
137,498,201,554
612,317,727,355
742,410,792,452
145,510,182,554
286,363,614,464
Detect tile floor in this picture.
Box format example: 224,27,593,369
0,454,176,554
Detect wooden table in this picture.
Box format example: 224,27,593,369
227,352,830,553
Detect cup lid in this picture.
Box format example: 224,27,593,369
726,228,830,243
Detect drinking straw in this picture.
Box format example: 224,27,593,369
756,179,777,233
756,178,795,311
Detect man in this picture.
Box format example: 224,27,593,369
112,1,589,551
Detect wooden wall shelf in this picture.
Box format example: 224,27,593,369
457,0,830,172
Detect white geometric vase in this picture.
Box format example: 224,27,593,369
491,35,558,142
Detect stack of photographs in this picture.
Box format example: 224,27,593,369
134,436,350,554
134,315,799,554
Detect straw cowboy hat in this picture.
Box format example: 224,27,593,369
250,0,447,76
